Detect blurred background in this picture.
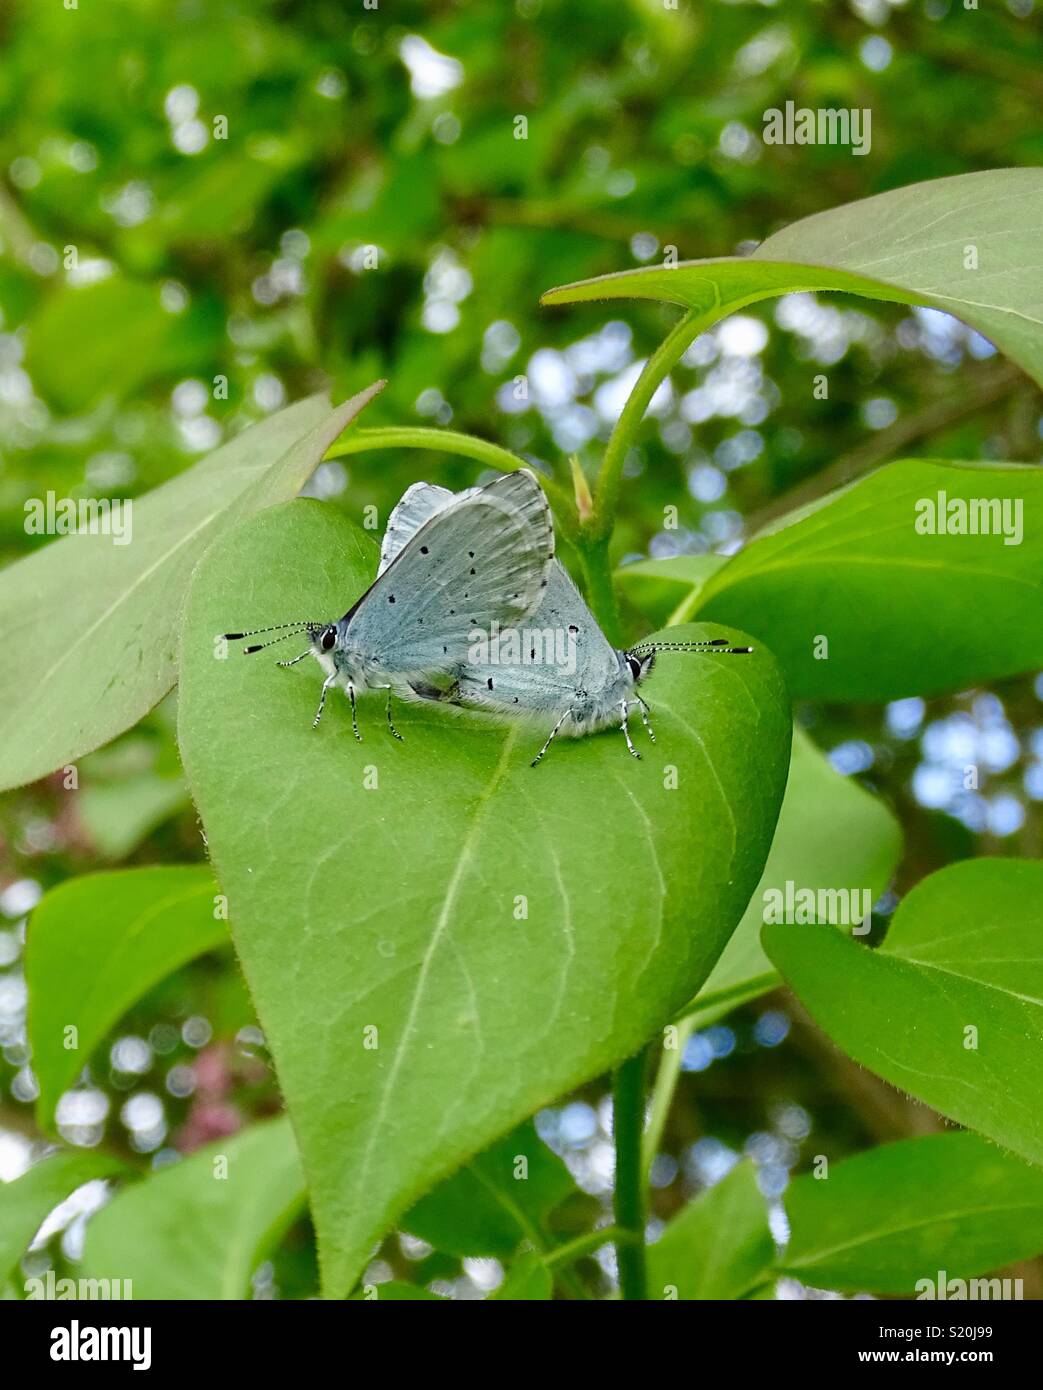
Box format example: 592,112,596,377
1,0,1041,1298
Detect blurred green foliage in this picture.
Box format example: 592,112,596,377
2,0,1040,560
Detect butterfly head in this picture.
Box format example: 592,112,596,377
307,622,339,657
623,648,656,687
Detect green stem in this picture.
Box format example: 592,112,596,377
545,1225,632,1270
327,424,524,473
325,425,578,537
577,541,624,647
612,1049,649,1300
641,1017,696,1181
592,311,704,540
467,1160,588,1299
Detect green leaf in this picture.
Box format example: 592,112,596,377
157,152,291,244
616,555,725,629
695,459,1043,701
404,1121,575,1259
27,866,226,1128
81,1117,304,1300
764,859,1043,1163
76,772,190,860
683,726,902,1025
1,1151,126,1286
0,383,382,792
646,1161,773,1300
779,1132,1043,1294
177,500,791,1298
542,170,1043,389
491,1252,553,1300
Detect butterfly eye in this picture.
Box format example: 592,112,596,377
321,627,337,653
626,655,643,680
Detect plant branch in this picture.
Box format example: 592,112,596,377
325,425,579,539
592,310,705,541
569,309,717,644
577,543,624,647
545,1225,633,1270
641,1018,696,1182
466,1159,588,1298
612,1048,649,1300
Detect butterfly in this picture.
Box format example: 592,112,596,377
223,469,555,739
376,481,752,765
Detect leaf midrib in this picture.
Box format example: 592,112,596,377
708,554,1041,595
884,947,1043,1011
347,728,522,1225
782,1199,1043,1273
0,515,221,748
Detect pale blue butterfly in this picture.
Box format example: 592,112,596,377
377,481,753,766
224,469,554,739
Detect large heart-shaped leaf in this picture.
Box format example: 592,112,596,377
765,859,1043,1164
26,866,225,1129
542,169,1043,389
779,1132,1043,1294
81,1117,304,1300
683,726,902,1026
177,500,791,1297
646,1160,773,1300
693,460,1043,701
0,383,382,792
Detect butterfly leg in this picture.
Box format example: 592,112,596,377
619,700,641,760
635,694,656,744
346,683,362,742
312,672,337,728
530,708,573,768
385,690,404,742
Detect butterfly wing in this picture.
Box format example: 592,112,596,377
379,482,462,576
344,469,555,673
451,560,622,717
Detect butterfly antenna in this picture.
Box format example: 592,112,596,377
633,637,753,656
222,621,317,655
223,621,315,639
